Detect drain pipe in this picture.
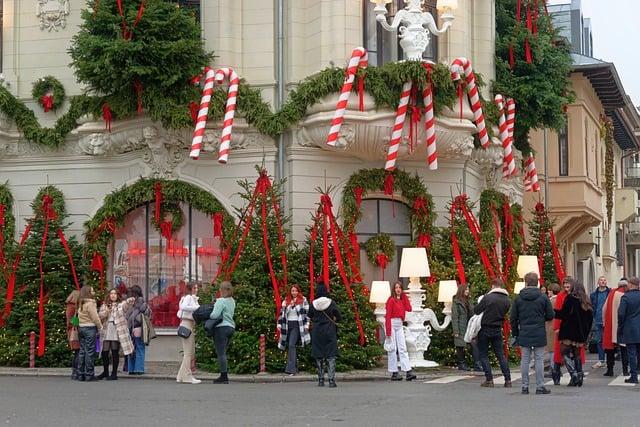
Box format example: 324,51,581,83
275,0,286,184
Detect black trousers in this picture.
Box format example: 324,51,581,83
606,345,629,373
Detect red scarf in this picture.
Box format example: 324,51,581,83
603,287,625,350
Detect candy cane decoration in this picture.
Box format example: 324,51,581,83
190,67,215,159
495,95,515,178
450,58,490,148
385,81,412,171
423,81,437,170
524,155,540,192
326,47,368,146
505,98,517,176
215,67,240,164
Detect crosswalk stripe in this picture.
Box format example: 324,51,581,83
493,373,521,385
544,371,589,386
608,375,637,387
425,375,474,384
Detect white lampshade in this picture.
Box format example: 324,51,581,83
513,281,525,294
437,0,458,10
369,0,392,4
369,281,391,304
438,280,458,303
516,255,540,279
399,247,430,278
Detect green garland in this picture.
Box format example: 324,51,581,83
0,182,15,247
84,178,231,287
601,115,614,226
364,233,395,266
151,202,184,236
31,76,65,112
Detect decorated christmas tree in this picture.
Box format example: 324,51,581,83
527,202,562,286
0,186,85,366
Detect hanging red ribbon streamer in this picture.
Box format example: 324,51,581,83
417,233,430,249
90,252,106,292
102,104,112,132
321,198,331,291
309,215,319,302
116,0,146,40
524,38,532,64
509,43,515,69
160,221,173,240
349,232,359,257
376,253,388,279
516,0,522,23
40,95,54,112
383,173,395,218
56,229,80,291
0,204,5,276
502,201,515,277
1,223,32,325
154,181,162,224
213,213,223,238
260,192,282,340
134,80,143,114
37,195,56,357
550,228,566,284
91,216,116,242
408,86,421,153
354,186,364,209
189,101,199,125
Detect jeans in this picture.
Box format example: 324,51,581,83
127,336,145,373
78,326,98,377
477,327,510,381
213,326,235,373
627,343,640,381
520,346,545,389
285,321,300,374
593,325,605,362
387,318,411,373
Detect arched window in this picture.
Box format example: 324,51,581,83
177,0,200,22
355,199,412,281
109,202,221,327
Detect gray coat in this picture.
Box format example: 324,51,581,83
451,296,473,347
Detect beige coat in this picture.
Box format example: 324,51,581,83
78,299,102,329
545,295,557,352
99,300,135,356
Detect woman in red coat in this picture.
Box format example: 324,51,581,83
65,289,80,380
385,282,416,381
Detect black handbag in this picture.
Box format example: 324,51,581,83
177,325,192,339
204,317,223,337
192,304,214,323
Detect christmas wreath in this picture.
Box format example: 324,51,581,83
365,233,395,269
152,202,184,238
32,76,66,112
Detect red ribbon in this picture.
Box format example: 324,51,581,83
189,101,199,125
260,191,282,340
376,253,388,279
90,252,106,292
36,195,56,357
213,213,223,238
160,221,173,240
56,229,80,291
502,201,515,278
134,80,143,114
550,228,566,284
93,216,116,241
321,195,331,290
102,104,112,132
154,181,162,223
383,173,395,218
0,204,5,275
354,186,364,209
509,43,515,69
408,87,421,153
357,73,365,112
516,0,522,23
524,37,532,64
349,232,359,256
116,0,146,40
309,215,319,302
417,233,430,249
1,223,32,325
40,95,54,112
450,206,466,284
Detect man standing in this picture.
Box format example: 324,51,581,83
511,272,554,395
474,278,512,388
602,278,628,377
618,277,640,384
590,276,610,368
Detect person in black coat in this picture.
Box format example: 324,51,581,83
617,276,640,384
555,280,593,387
511,272,554,395
308,281,342,388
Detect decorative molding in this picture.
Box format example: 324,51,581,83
37,0,70,32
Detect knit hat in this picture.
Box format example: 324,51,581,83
315,281,328,298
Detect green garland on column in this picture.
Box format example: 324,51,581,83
601,115,615,226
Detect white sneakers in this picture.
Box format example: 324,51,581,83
176,377,202,384
592,361,605,368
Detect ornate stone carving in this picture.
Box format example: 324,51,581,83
472,139,504,189
37,0,70,32
79,133,113,156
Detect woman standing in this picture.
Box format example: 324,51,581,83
211,281,236,384
125,285,150,375
555,280,593,387
77,285,102,381
65,289,81,380
385,281,416,381
97,288,135,380
545,283,561,374
277,284,310,375
176,283,201,384
451,284,481,372
308,281,342,388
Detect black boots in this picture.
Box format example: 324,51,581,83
575,358,584,387
390,372,402,381
327,357,337,388
213,372,229,384
107,349,119,381
563,354,579,387
406,370,417,381
551,364,562,385
97,351,110,380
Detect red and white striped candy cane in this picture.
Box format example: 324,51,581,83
506,98,517,176
524,155,540,192
495,95,515,178
190,67,215,159
215,67,240,164
423,81,437,170
326,47,368,146
385,81,412,171
450,58,490,148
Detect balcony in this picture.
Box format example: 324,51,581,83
624,167,640,188
548,176,603,243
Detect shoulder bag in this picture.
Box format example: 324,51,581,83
142,314,157,345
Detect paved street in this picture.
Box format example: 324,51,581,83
1,368,638,427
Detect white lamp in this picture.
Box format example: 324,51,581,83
437,0,458,10
369,280,391,327
437,280,458,315
399,247,430,291
516,255,540,279
513,281,525,295
369,0,392,13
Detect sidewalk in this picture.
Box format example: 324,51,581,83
0,362,468,383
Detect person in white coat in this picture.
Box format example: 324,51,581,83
176,283,201,384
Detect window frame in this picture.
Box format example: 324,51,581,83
558,123,569,176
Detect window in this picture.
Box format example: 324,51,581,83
355,199,412,282
109,202,221,328
363,0,438,66
177,0,200,23
558,124,568,176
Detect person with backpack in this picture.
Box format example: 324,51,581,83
277,284,310,376
308,281,342,388
176,283,201,384
510,272,554,395
77,285,102,381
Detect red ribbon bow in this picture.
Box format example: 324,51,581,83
354,186,364,209
160,221,173,240
40,95,54,112
189,101,199,125
102,104,113,132
213,213,223,238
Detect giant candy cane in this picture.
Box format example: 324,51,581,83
214,67,240,164
505,98,517,176
450,58,490,148
326,47,368,146
190,67,215,160
495,95,515,178
524,155,540,192
423,78,437,170
384,81,412,171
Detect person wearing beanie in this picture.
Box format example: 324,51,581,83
308,281,341,388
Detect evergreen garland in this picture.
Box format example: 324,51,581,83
601,115,615,226
0,182,16,251
151,202,184,236
364,233,395,266
31,76,66,112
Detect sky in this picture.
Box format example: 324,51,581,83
548,0,640,107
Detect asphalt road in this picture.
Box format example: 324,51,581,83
0,374,638,427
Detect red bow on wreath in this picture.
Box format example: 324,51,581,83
40,95,54,112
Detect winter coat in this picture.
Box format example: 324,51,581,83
125,297,150,331
277,297,311,351
78,299,102,329
555,295,593,344
618,289,640,344
384,294,412,337
308,296,342,359
99,300,135,356
177,294,200,321
452,296,473,347
510,287,554,348
545,295,557,352
603,287,626,349
590,287,610,326
474,288,511,330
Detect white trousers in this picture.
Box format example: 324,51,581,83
387,318,411,373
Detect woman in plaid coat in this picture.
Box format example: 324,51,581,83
277,284,310,375
97,288,135,380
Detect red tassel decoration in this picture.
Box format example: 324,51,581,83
509,43,515,69
213,213,223,237
189,101,199,125
525,38,533,64
383,173,395,218
354,186,364,209
160,221,173,240
154,182,162,224
102,104,112,132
